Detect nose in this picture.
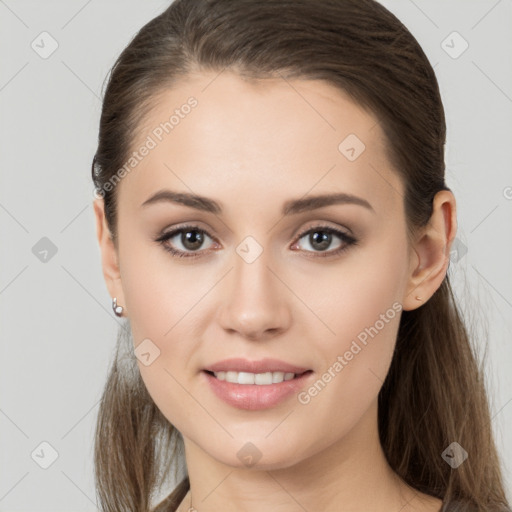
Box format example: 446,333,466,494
217,250,292,341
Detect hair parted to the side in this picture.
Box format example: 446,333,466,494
91,1,511,511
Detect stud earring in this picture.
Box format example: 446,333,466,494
415,296,422,301
112,297,124,317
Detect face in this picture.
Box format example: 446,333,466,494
96,71,417,469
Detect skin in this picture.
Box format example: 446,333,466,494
94,71,456,512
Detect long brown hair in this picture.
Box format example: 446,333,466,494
91,1,511,510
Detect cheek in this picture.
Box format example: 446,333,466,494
297,224,408,352
292,230,408,418
117,232,221,427
118,230,207,345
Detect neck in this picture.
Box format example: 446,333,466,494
177,399,433,512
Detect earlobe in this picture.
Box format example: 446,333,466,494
402,190,457,311
93,198,126,313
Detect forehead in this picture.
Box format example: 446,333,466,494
118,71,404,218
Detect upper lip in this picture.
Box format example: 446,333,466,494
205,358,310,374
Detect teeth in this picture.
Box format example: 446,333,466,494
212,370,297,385
272,371,284,383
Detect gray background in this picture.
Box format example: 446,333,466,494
1,0,511,510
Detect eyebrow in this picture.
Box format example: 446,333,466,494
141,189,375,215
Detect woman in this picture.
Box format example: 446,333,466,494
91,0,511,511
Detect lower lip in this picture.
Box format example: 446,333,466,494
202,370,313,410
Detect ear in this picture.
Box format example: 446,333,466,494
93,198,127,315
402,190,457,311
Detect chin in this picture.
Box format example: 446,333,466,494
199,433,310,471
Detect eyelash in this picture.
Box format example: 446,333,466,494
154,224,358,260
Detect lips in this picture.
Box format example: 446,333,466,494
204,357,310,374
202,358,314,410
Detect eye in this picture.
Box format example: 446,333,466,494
155,224,218,259
291,225,357,258
155,223,358,260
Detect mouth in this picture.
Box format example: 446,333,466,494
202,367,314,410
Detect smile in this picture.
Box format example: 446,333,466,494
202,369,314,410
210,370,298,385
